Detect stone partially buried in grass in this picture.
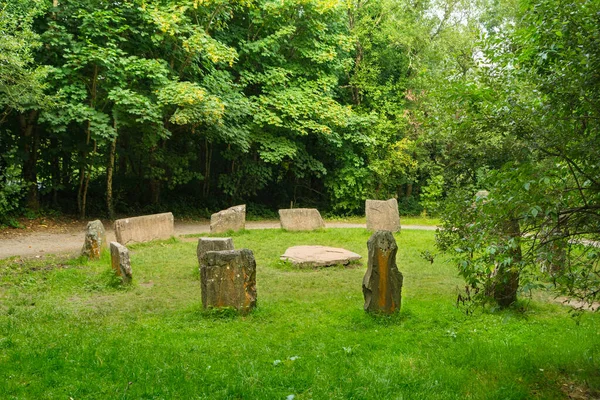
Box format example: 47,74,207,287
110,241,132,284
81,220,107,259
201,249,257,314
280,245,362,268
278,208,325,231
210,205,246,233
114,212,174,245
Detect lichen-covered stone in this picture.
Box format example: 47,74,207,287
81,220,107,259
365,199,401,232
363,231,403,314
110,241,132,284
201,249,257,314
278,208,325,231
210,205,246,233
197,237,234,270
114,212,174,245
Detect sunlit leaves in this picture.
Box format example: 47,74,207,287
183,29,238,66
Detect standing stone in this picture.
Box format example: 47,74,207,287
197,237,234,270
278,208,325,231
110,242,132,284
366,199,401,232
81,220,107,259
210,205,246,233
363,231,403,314
201,249,257,314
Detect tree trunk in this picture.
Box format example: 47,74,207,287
50,137,60,208
18,110,40,211
78,65,98,220
492,218,521,307
203,138,212,197
149,179,160,205
106,128,117,219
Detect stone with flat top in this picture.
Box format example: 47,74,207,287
280,245,361,268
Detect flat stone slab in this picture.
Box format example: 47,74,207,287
280,245,361,268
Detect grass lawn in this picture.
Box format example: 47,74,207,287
0,229,598,399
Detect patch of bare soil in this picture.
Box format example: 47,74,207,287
0,216,87,238
560,379,600,400
554,296,600,312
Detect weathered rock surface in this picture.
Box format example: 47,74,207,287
365,199,401,232
114,212,174,245
210,205,246,233
197,237,234,270
363,231,403,314
110,241,132,284
278,208,325,231
81,220,107,259
281,245,361,268
201,249,257,314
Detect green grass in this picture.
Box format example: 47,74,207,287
1,229,598,399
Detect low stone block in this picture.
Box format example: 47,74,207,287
281,245,361,268
197,237,234,270
81,220,107,259
114,212,174,245
110,241,132,284
363,231,403,314
201,249,257,314
278,208,325,231
365,199,401,232
210,205,246,233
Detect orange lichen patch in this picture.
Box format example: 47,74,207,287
377,251,389,309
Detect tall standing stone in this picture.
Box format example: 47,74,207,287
81,220,107,259
201,249,257,314
278,208,325,231
110,241,132,284
363,231,403,314
365,199,401,232
197,237,234,270
210,205,246,233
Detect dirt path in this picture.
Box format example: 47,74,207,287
0,220,435,260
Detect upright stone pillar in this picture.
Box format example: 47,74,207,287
82,220,107,259
210,205,246,233
197,237,234,270
110,241,132,284
363,231,403,314
201,249,257,314
365,199,401,232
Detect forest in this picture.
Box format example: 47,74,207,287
1,0,599,305
0,0,521,219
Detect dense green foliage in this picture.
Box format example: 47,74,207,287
432,0,600,308
1,0,455,219
1,230,598,398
